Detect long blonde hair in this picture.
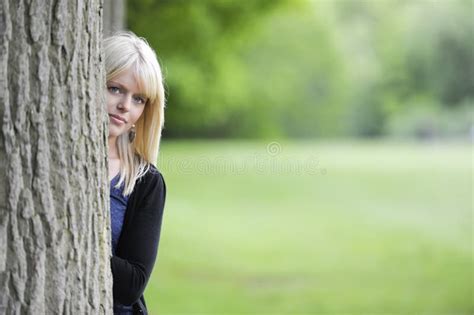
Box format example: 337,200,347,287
105,31,166,196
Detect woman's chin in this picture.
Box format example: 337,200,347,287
108,126,125,138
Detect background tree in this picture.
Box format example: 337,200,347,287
0,1,112,313
104,0,125,35
128,0,296,138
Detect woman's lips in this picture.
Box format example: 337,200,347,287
109,114,126,125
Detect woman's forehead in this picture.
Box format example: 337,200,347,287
109,68,147,96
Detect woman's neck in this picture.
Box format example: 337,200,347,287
108,136,121,180
108,136,119,159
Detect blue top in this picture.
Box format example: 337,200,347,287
110,173,129,255
110,173,134,314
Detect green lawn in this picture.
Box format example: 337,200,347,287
144,140,473,314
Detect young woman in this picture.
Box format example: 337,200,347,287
105,31,166,315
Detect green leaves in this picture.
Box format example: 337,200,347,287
128,0,473,139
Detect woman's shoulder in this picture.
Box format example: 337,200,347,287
144,163,164,181
135,163,166,195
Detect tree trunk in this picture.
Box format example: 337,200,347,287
0,1,112,314
103,0,125,36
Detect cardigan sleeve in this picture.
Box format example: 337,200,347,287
110,169,166,306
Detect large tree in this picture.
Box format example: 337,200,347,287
0,1,112,313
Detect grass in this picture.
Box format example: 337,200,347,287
144,139,473,314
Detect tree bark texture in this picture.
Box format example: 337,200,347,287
0,1,112,314
103,0,124,36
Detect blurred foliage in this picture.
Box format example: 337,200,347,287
128,0,474,139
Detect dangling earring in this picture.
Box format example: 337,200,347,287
129,124,136,143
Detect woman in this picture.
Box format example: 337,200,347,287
105,31,166,315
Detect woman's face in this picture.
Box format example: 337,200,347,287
106,67,148,138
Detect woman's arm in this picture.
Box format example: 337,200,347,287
111,170,166,305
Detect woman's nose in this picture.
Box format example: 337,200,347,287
117,94,131,111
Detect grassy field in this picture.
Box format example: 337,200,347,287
144,140,473,314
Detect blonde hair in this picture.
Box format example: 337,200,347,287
105,31,166,196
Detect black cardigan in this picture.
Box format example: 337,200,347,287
111,164,166,314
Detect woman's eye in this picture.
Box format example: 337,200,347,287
134,96,146,104
108,86,120,94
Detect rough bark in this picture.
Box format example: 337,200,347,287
103,0,125,36
0,1,112,314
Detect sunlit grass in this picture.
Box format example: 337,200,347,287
144,140,473,314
